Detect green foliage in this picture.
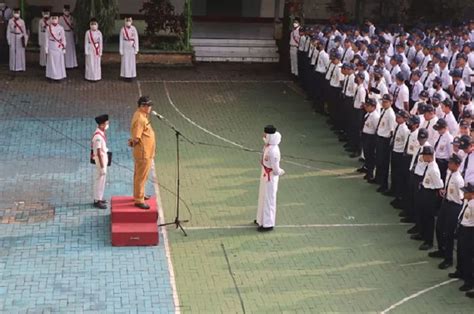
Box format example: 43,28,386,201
140,0,192,51
74,0,119,44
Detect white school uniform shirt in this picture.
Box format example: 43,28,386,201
460,199,474,227
468,51,474,69
419,54,432,72
453,80,466,99
407,46,417,63
341,46,354,64
315,50,330,73
362,110,380,134
405,128,420,156
297,34,306,50
459,65,473,88
439,67,453,89
92,128,108,159
411,80,424,102
310,48,319,65
420,71,437,89
329,63,343,87
448,51,459,70
421,161,444,189
353,84,366,109
428,88,448,101
410,100,425,116
342,73,356,97
444,170,464,205
433,132,453,160
381,68,393,87
460,153,474,183
304,38,311,52
442,111,459,135
389,64,401,83
422,116,439,146
376,107,397,138
290,27,300,47
371,79,388,105
411,142,431,174
393,83,409,110
307,45,315,58
392,123,410,153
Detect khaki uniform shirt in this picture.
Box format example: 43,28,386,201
131,109,156,159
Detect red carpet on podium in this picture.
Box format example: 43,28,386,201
111,196,159,246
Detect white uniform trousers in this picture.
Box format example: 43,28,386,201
256,169,280,228
93,155,108,201
290,46,298,76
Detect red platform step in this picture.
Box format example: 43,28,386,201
110,196,159,247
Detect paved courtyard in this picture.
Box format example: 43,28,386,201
0,63,473,313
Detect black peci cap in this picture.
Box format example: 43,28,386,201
264,125,276,134
95,114,109,125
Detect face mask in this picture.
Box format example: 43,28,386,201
91,24,98,31
13,13,19,18
42,13,49,18
125,21,132,27
63,10,70,16
293,23,299,28
52,19,58,25
105,124,109,130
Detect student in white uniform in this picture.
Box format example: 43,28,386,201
6,8,26,72
84,18,103,82
38,7,50,67
59,5,78,69
441,98,459,135
120,16,139,80
359,98,380,181
289,18,301,77
389,110,410,203
91,114,110,210
433,118,454,180
256,125,285,232
45,14,67,81
430,154,464,269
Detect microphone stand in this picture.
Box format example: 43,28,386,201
154,114,193,236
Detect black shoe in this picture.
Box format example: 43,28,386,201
257,226,274,232
367,178,378,184
363,173,374,180
465,291,474,298
428,250,445,258
376,186,388,193
99,199,108,204
407,226,419,234
134,203,150,210
410,234,423,240
419,242,433,250
448,271,462,279
459,283,474,292
356,167,368,173
343,143,351,148
253,219,259,225
93,201,107,209
382,190,395,197
358,157,365,163
345,147,356,153
438,260,453,270
349,152,360,158
398,211,408,217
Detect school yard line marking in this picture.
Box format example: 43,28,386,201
138,81,181,314
161,81,333,172
399,261,429,267
186,223,410,230
380,278,459,314
139,79,292,84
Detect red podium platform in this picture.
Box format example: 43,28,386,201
111,196,159,246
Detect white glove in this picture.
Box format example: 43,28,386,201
279,169,286,176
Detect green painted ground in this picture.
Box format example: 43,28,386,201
144,81,473,313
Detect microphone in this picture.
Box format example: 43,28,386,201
151,111,164,120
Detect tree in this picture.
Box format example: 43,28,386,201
74,0,119,44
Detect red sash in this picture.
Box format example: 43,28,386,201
123,26,135,48
48,24,65,49
91,131,107,151
62,15,74,30
260,159,273,181
89,30,100,56
12,19,24,34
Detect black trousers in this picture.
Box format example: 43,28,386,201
456,226,474,284
307,69,318,102
401,154,413,208
409,173,423,223
418,188,440,244
328,86,341,126
362,133,376,173
313,72,325,112
348,107,363,151
341,96,353,134
453,101,460,120
390,151,404,198
436,200,462,260
301,56,311,91
297,50,305,80
436,158,449,181
375,136,391,188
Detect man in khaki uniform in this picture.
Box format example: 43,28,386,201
129,96,156,209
